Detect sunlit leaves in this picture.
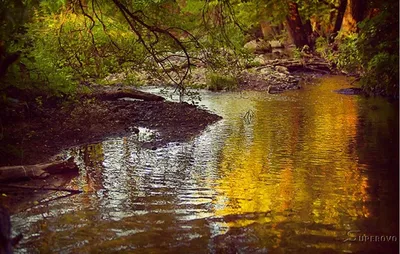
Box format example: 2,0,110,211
39,0,68,14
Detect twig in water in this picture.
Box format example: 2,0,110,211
0,184,82,194
243,109,255,124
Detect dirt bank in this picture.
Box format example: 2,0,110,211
0,93,222,166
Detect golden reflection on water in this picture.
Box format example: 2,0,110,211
210,76,392,252
12,76,398,253
215,77,364,215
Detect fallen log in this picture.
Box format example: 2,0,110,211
90,88,165,102
0,184,82,194
259,58,333,73
0,157,78,182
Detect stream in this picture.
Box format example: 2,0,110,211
12,76,399,253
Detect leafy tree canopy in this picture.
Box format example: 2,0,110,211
0,0,397,98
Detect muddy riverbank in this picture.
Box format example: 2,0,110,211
0,95,221,166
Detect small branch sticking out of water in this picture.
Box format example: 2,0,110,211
243,109,255,124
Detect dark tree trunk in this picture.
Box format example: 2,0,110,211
286,2,309,48
0,205,22,254
0,205,12,254
350,0,368,24
342,0,370,33
303,19,315,48
331,0,348,40
0,44,20,80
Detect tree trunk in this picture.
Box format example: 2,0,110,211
260,20,273,39
0,44,20,79
0,205,23,253
286,2,309,48
303,19,315,48
341,0,368,33
331,0,348,39
350,0,368,24
249,58,332,74
0,205,13,254
0,158,78,182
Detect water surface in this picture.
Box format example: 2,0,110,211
12,76,399,253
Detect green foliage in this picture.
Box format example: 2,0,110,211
0,0,254,99
356,2,399,97
316,33,362,73
5,10,77,95
0,0,77,96
0,0,36,45
2,1,152,96
361,52,398,97
335,33,362,72
0,0,397,99
292,48,302,59
39,0,68,14
315,37,331,59
125,73,145,87
206,72,238,91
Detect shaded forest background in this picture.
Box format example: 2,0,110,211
0,0,398,104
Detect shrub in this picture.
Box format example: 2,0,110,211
335,33,362,73
206,72,238,91
125,72,145,87
357,3,399,98
361,52,398,97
